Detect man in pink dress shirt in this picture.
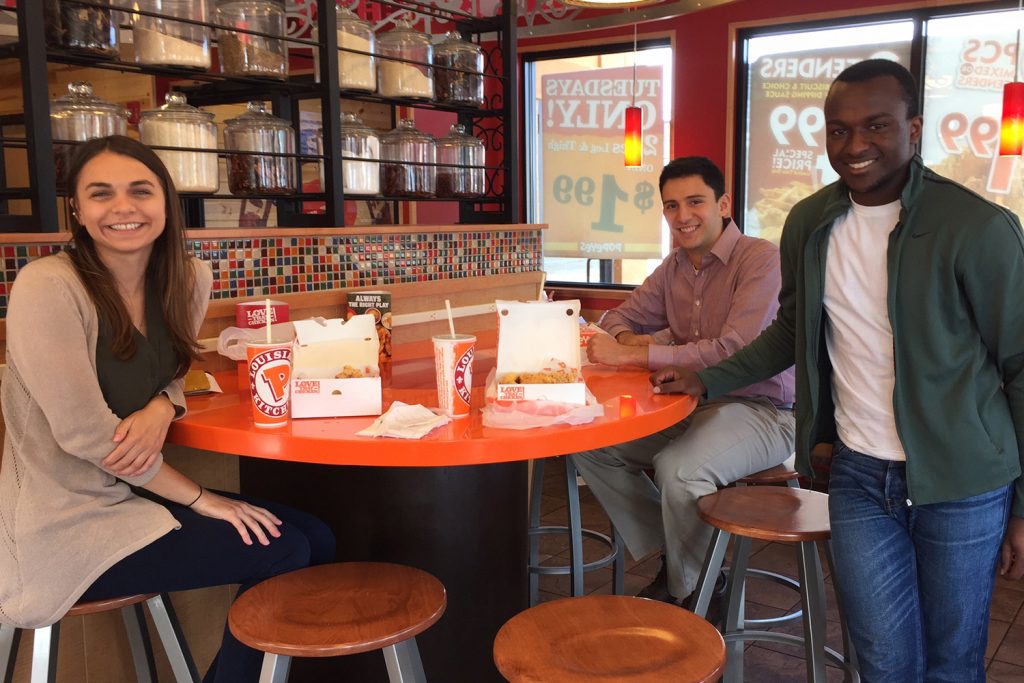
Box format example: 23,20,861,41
572,156,796,605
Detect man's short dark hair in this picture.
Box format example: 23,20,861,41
659,156,726,198
833,58,920,119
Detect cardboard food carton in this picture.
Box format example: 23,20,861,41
290,315,383,418
346,290,392,361
495,299,586,404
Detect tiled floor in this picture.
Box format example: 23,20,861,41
532,460,1024,682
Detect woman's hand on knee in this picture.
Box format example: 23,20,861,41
191,490,284,546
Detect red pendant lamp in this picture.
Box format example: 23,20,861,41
1001,5,1024,156
624,24,643,166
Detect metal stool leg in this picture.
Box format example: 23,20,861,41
692,527,730,618
258,653,291,683
611,525,624,596
146,594,200,682
121,603,156,683
723,535,752,683
30,623,58,683
798,541,828,683
1,624,20,683
527,459,547,606
383,637,427,683
824,541,860,682
564,457,586,597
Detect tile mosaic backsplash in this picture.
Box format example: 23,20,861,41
0,230,543,317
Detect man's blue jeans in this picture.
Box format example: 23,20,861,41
828,444,1011,683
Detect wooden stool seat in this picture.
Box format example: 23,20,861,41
1,593,197,683
737,463,800,486
229,563,446,659
65,593,157,618
698,486,830,543
493,595,725,683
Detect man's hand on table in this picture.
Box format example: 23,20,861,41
587,333,648,367
650,365,706,396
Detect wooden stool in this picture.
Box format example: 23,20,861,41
691,487,859,682
736,462,800,486
730,462,803,628
528,457,624,606
0,593,198,683
228,562,446,683
494,595,725,682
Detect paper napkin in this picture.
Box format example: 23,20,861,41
355,401,451,439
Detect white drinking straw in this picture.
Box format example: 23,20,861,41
265,298,272,343
445,299,456,338
538,273,546,301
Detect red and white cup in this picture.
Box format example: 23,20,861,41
432,334,475,418
246,340,292,428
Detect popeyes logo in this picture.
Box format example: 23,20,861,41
455,347,474,407
249,348,292,418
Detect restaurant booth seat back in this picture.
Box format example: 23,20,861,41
0,593,199,683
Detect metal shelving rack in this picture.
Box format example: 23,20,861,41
0,0,518,231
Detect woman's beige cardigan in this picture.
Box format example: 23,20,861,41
0,252,212,628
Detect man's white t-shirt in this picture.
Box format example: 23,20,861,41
822,198,906,461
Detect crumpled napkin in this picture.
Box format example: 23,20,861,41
355,401,451,439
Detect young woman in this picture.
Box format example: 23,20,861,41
0,136,335,682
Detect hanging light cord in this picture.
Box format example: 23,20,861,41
632,22,638,106
1016,0,1023,83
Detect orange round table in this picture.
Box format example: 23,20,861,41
169,334,695,682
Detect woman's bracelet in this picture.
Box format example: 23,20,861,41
187,486,204,507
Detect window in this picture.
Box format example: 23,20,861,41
740,21,914,242
524,44,673,285
738,4,1024,243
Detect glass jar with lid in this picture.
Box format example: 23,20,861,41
139,92,219,193
433,32,484,107
380,119,435,197
340,113,380,195
50,82,128,184
436,124,485,198
223,101,295,195
336,5,376,92
44,0,118,58
217,0,287,80
132,0,212,70
376,17,433,99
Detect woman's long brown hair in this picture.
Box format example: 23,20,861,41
65,135,202,378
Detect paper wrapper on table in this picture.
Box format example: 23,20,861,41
290,315,382,418
347,290,392,361
495,299,586,405
356,402,451,439
482,369,604,429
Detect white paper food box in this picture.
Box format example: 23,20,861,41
290,315,383,418
496,299,586,404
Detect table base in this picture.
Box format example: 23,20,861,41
239,457,529,682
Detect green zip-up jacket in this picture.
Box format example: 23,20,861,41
699,156,1024,515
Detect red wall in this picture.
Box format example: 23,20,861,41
519,0,983,173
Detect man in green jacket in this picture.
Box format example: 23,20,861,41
653,59,1024,682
